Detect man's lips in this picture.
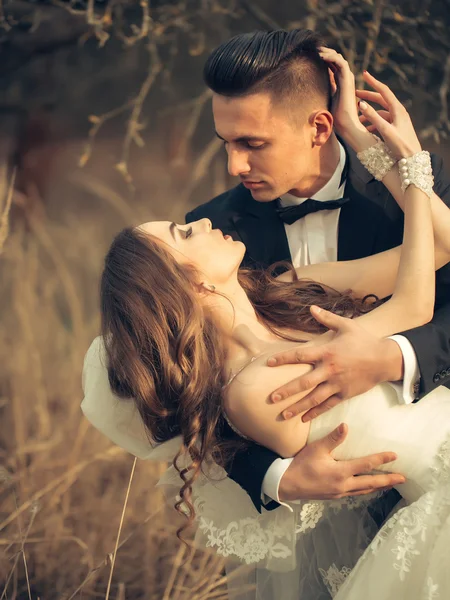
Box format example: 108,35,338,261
241,180,265,189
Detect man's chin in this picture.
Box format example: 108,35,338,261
249,187,278,202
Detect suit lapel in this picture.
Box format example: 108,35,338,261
338,145,392,261
231,188,291,267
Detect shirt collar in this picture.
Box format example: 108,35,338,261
279,142,347,208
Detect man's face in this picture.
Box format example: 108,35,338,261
213,92,317,201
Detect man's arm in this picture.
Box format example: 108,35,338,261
402,301,450,395
223,422,281,512
223,420,403,513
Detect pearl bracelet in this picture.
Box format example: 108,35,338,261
398,151,434,199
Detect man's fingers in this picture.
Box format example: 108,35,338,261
271,366,328,403
348,451,398,475
282,383,338,418
267,346,323,368
338,485,393,497
343,488,377,497
347,472,405,491
314,423,348,453
326,485,395,499
301,394,342,422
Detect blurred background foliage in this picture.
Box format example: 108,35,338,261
0,1,449,598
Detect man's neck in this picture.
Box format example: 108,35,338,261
288,134,342,199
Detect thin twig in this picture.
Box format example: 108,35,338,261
66,502,166,600
0,168,16,256
122,0,152,46
0,446,124,532
118,40,162,186
361,0,386,74
1,490,37,600
79,99,135,168
105,457,137,600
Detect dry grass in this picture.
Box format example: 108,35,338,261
0,182,231,599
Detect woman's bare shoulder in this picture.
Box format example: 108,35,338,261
223,356,313,458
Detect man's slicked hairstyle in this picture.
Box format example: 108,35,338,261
204,29,332,110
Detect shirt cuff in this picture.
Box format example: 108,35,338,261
387,335,420,405
261,457,295,512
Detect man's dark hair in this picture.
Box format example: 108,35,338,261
204,29,332,110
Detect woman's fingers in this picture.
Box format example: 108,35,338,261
360,110,392,123
359,110,392,134
355,89,389,109
328,68,337,95
362,71,404,118
358,101,392,138
318,47,353,78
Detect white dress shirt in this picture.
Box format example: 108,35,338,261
261,142,420,507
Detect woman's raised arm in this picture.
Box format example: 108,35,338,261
283,50,450,338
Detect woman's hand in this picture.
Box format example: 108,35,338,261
355,72,422,159
319,47,371,144
320,48,422,159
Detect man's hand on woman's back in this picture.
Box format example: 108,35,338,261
267,306,404,422
279,423,405,502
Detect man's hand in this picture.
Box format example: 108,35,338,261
279,423,405,502
268,306,404,422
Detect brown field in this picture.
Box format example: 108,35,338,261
0,138,240,599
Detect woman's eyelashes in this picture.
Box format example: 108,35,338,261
181,226,193,239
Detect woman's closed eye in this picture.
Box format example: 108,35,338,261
182,226,193,239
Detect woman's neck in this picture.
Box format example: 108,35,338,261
205,281,280,366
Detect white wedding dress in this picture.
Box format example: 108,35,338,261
158,382,450,600
82,338,450,600
321,383,450,600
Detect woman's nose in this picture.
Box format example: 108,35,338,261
202,218,212,232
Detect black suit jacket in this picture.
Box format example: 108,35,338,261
186,144,450,513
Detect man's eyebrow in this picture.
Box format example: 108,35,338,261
215,131,267,143
169,221,177,240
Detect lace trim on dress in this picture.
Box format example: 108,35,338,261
334,431,450,599
189,463,382,571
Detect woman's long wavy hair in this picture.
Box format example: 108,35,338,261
101,226,377,538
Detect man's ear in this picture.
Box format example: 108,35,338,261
309,110,334,146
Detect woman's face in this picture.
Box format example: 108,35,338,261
138,218,245,286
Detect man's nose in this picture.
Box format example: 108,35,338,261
227,149,250,178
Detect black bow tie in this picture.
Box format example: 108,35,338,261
276,197,350,225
